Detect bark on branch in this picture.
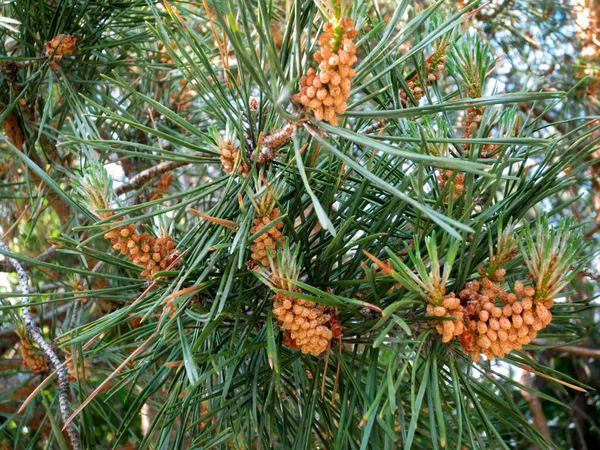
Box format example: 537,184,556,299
0,240,80,450
0,245,57,272
114,160,189,195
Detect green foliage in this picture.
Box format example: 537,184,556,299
446,33,494,97
0,1,598,449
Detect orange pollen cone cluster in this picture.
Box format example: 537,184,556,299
149,173,175,201
462,106,499,157
272,291,333,355
400,50,447,106
294,18,358,125
459,275,552,362
170,79,195,112
72,279,88,303
437,170,465,199
100,214,179,279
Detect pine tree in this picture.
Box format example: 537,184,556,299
0,1,598,449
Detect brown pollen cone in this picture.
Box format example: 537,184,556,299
66,353,91,382
253,123,296,170
44,34,79,70
294,18,358,125
2,111,25,151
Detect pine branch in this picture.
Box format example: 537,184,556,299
0,240,80,450
0,245,57,272
0,304,72,340
584,221,600,239
532,339,600,359
114,160,190,195
0,0,596,446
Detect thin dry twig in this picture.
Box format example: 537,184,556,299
0,239,80,450
62,332,156,431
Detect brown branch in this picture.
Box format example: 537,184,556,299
584,221,600,238
114,160,189,195
579,267,600,282
520,371,552,448
0,245,57,272
532,339,600,359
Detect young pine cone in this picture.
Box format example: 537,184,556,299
273,291,333,355
427,293,465,343
294,18,358,125
19,339,48,374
